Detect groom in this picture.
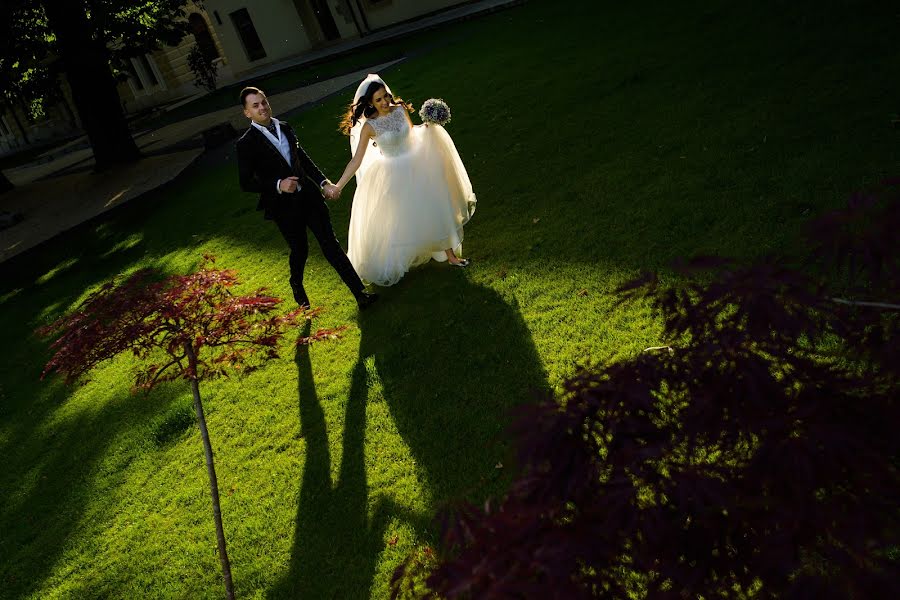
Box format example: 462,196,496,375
236,87,377,309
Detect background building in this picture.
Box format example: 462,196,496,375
0,0,474,157
203,0,473,77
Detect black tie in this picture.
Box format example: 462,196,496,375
267,121,277,135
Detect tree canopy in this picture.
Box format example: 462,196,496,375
0,0,191,167
0,0,52,110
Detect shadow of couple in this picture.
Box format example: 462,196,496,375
269,270,548,598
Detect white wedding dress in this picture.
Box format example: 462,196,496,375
347,106,477,286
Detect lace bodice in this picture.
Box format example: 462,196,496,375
368,107,411,157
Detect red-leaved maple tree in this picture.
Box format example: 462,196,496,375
392,184,900,599
38,256,345,600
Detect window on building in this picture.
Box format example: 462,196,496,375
230,8,266,62
137,54,159,86
189,13,219,62
126,53,165,96
125,61,144,90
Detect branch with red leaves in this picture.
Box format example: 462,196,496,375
37,256,345,389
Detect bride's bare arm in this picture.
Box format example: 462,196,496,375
401,109,416,129
335,123,374,191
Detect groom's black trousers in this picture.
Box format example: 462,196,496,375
271,194,364,305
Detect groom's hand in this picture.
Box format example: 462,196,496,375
323,183,341,200
279,176,300,193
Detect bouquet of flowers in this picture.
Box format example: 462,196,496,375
419,98,451,126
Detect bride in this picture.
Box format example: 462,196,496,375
330,74,477,287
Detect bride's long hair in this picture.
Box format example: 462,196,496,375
339,81,413,135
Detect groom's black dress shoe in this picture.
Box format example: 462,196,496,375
355,291,379,309
293,285,310,310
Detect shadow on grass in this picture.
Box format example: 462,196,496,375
0,363,187,597
269,324,422,599
272,270,548,598
0,219,188,597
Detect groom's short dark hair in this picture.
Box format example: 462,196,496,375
240,86,264,107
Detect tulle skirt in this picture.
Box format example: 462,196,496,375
347,124,476,286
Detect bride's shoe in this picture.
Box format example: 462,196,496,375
449,258,470,267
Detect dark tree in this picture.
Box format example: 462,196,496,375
41,0,140,167
1,0,189,170
394,183,900,599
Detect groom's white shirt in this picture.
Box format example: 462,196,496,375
251,119,297,193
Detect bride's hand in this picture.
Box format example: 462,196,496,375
323,183,341,200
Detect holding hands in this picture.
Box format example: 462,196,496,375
277,177,341,199
322,182,341,200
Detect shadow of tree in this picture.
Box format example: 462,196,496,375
272,270,548,598
0,368,185,597
0,226,191,597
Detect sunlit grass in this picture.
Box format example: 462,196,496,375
1,0,898,598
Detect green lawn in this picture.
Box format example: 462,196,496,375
2,1,898,598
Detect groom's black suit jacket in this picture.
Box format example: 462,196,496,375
234,118,364,303
236,119,328,220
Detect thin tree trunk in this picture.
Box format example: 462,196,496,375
185,343,235,600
